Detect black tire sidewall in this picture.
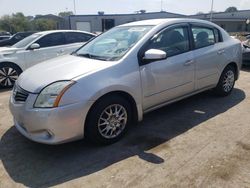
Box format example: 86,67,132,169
0,63,22,88
85,95,132,145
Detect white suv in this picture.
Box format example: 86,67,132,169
0,30,96,88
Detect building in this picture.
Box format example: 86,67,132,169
191,10,250,32
61,10,250,33
65,11,186,33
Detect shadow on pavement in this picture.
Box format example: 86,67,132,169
241,65,250,72
0,88,246,187
0,88,12,93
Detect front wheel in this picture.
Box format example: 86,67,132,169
85,95,132,145
214,65,236,96
0,63,22,89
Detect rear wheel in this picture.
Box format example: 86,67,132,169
0,63,22,88
214,65,236,96
85,95,132,145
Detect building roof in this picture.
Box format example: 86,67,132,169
34,14,65,21
191,9,250,20
69,11,186,18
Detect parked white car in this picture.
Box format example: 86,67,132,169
10,19,242,145
0,30,96,88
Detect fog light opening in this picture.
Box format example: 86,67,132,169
45,130,54,139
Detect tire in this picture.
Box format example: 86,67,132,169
0,63,22,89
214,65,236,97
85,95,132,145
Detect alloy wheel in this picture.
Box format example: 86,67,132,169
222,70,235,93
0,67,18,87
98,104,128,139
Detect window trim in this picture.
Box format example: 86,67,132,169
138,23,192,65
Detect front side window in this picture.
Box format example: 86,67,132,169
75,26,153,61
192,26,215,49
146,26,190,57
36,33,65,48
13,34,42,48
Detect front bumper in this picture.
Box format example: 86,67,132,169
9,92,93,145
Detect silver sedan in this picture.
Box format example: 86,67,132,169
9,18,242,145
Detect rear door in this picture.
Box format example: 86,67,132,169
190,24,226,90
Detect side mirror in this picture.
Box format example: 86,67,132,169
29,43,40,50
143,49,167,61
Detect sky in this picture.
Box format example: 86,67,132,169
0,0,250,16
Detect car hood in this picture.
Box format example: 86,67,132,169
17,55,115,93
0,47,20,54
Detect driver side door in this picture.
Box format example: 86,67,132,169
24,32,66,69
139,24,195,111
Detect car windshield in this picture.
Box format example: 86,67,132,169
75,25,153,61
12,33,42,48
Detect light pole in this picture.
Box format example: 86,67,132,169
210,0,214,22
73,0,76,15
161,0,163,11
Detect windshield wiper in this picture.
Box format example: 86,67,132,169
75,53,108,61
75,53,92,58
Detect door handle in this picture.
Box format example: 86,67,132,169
218,49,225,55
57,49,65,54
184,60,194,66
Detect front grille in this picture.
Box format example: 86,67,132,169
13,85,29,102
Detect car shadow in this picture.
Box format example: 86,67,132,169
0,88,12,93
241,65,250,72
0,88,246,187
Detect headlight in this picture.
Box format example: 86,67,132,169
34,81,75,108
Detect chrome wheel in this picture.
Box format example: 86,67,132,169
0,67,19,87
98,104,128,139
222,70,235,93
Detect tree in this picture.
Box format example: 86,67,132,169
225,7,238,12
58,11,73,17
0,13,60,33
0,15,13,33
0,12,30,33
31,19,57,31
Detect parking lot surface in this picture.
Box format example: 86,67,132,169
0,69,250,188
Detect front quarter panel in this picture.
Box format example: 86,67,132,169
59,57,142,116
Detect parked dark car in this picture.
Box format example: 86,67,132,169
0,31,11,36
0,31,36,47
0,35,11,41
242,40,250,65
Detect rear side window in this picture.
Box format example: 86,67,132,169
192,26,215,49
146,26,190,57
214,29,222,43
36,33,65,48
65,32,94,44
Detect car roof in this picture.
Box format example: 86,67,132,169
36,30,96,36
120,18,218,27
